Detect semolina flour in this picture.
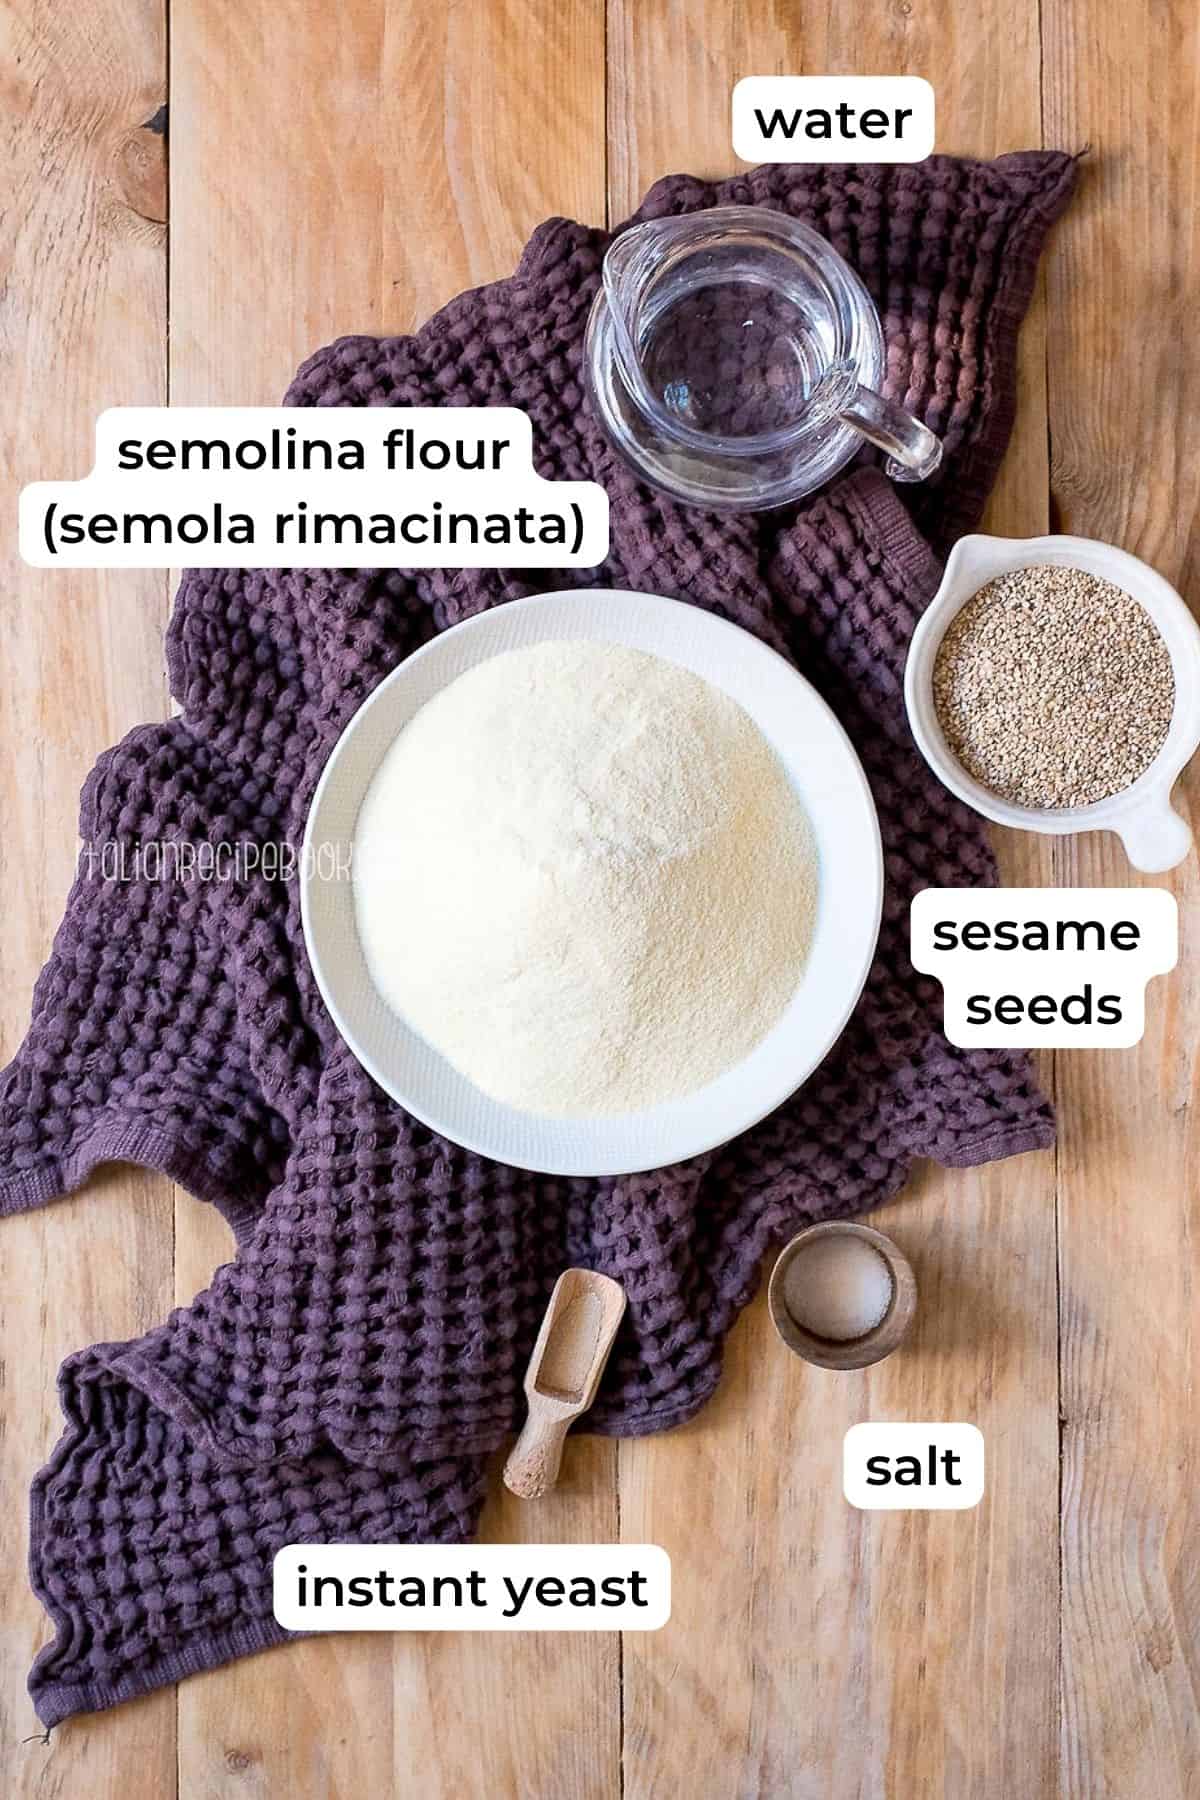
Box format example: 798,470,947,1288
353,640,817,1116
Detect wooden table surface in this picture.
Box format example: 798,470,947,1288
1,3,1196,1796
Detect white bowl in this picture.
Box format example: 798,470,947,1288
301,588,883,1176
904,534,1200,873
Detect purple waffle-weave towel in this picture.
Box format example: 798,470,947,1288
1,153,1073,1725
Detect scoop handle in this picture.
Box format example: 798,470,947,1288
1114,797,1193,872
837,383,943,483
504,1410,570,1499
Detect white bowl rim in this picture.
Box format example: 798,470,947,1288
904,532,1200,870
301,587,884,1177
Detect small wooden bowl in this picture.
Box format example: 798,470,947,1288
768,1221,917,1371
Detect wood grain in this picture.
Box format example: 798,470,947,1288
1044,2,1200,1792
0,0,175,1794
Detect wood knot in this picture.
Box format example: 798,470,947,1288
1143,1625,1174,1674
224,1748,256,1774
112,106,167,224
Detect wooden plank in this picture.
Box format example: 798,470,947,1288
0,0,176,1793
608,7,1061,1795
397,1453,620,1800
168,2,612,1793
1042,6,1200,1794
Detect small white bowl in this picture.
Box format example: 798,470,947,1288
904,534,1200,873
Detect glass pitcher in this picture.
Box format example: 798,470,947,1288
585,206,942,511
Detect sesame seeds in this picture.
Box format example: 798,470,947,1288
932,565,1175,810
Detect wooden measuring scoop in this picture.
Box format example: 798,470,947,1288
503,1269,626,1500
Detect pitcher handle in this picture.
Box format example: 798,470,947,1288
836,383,943,483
